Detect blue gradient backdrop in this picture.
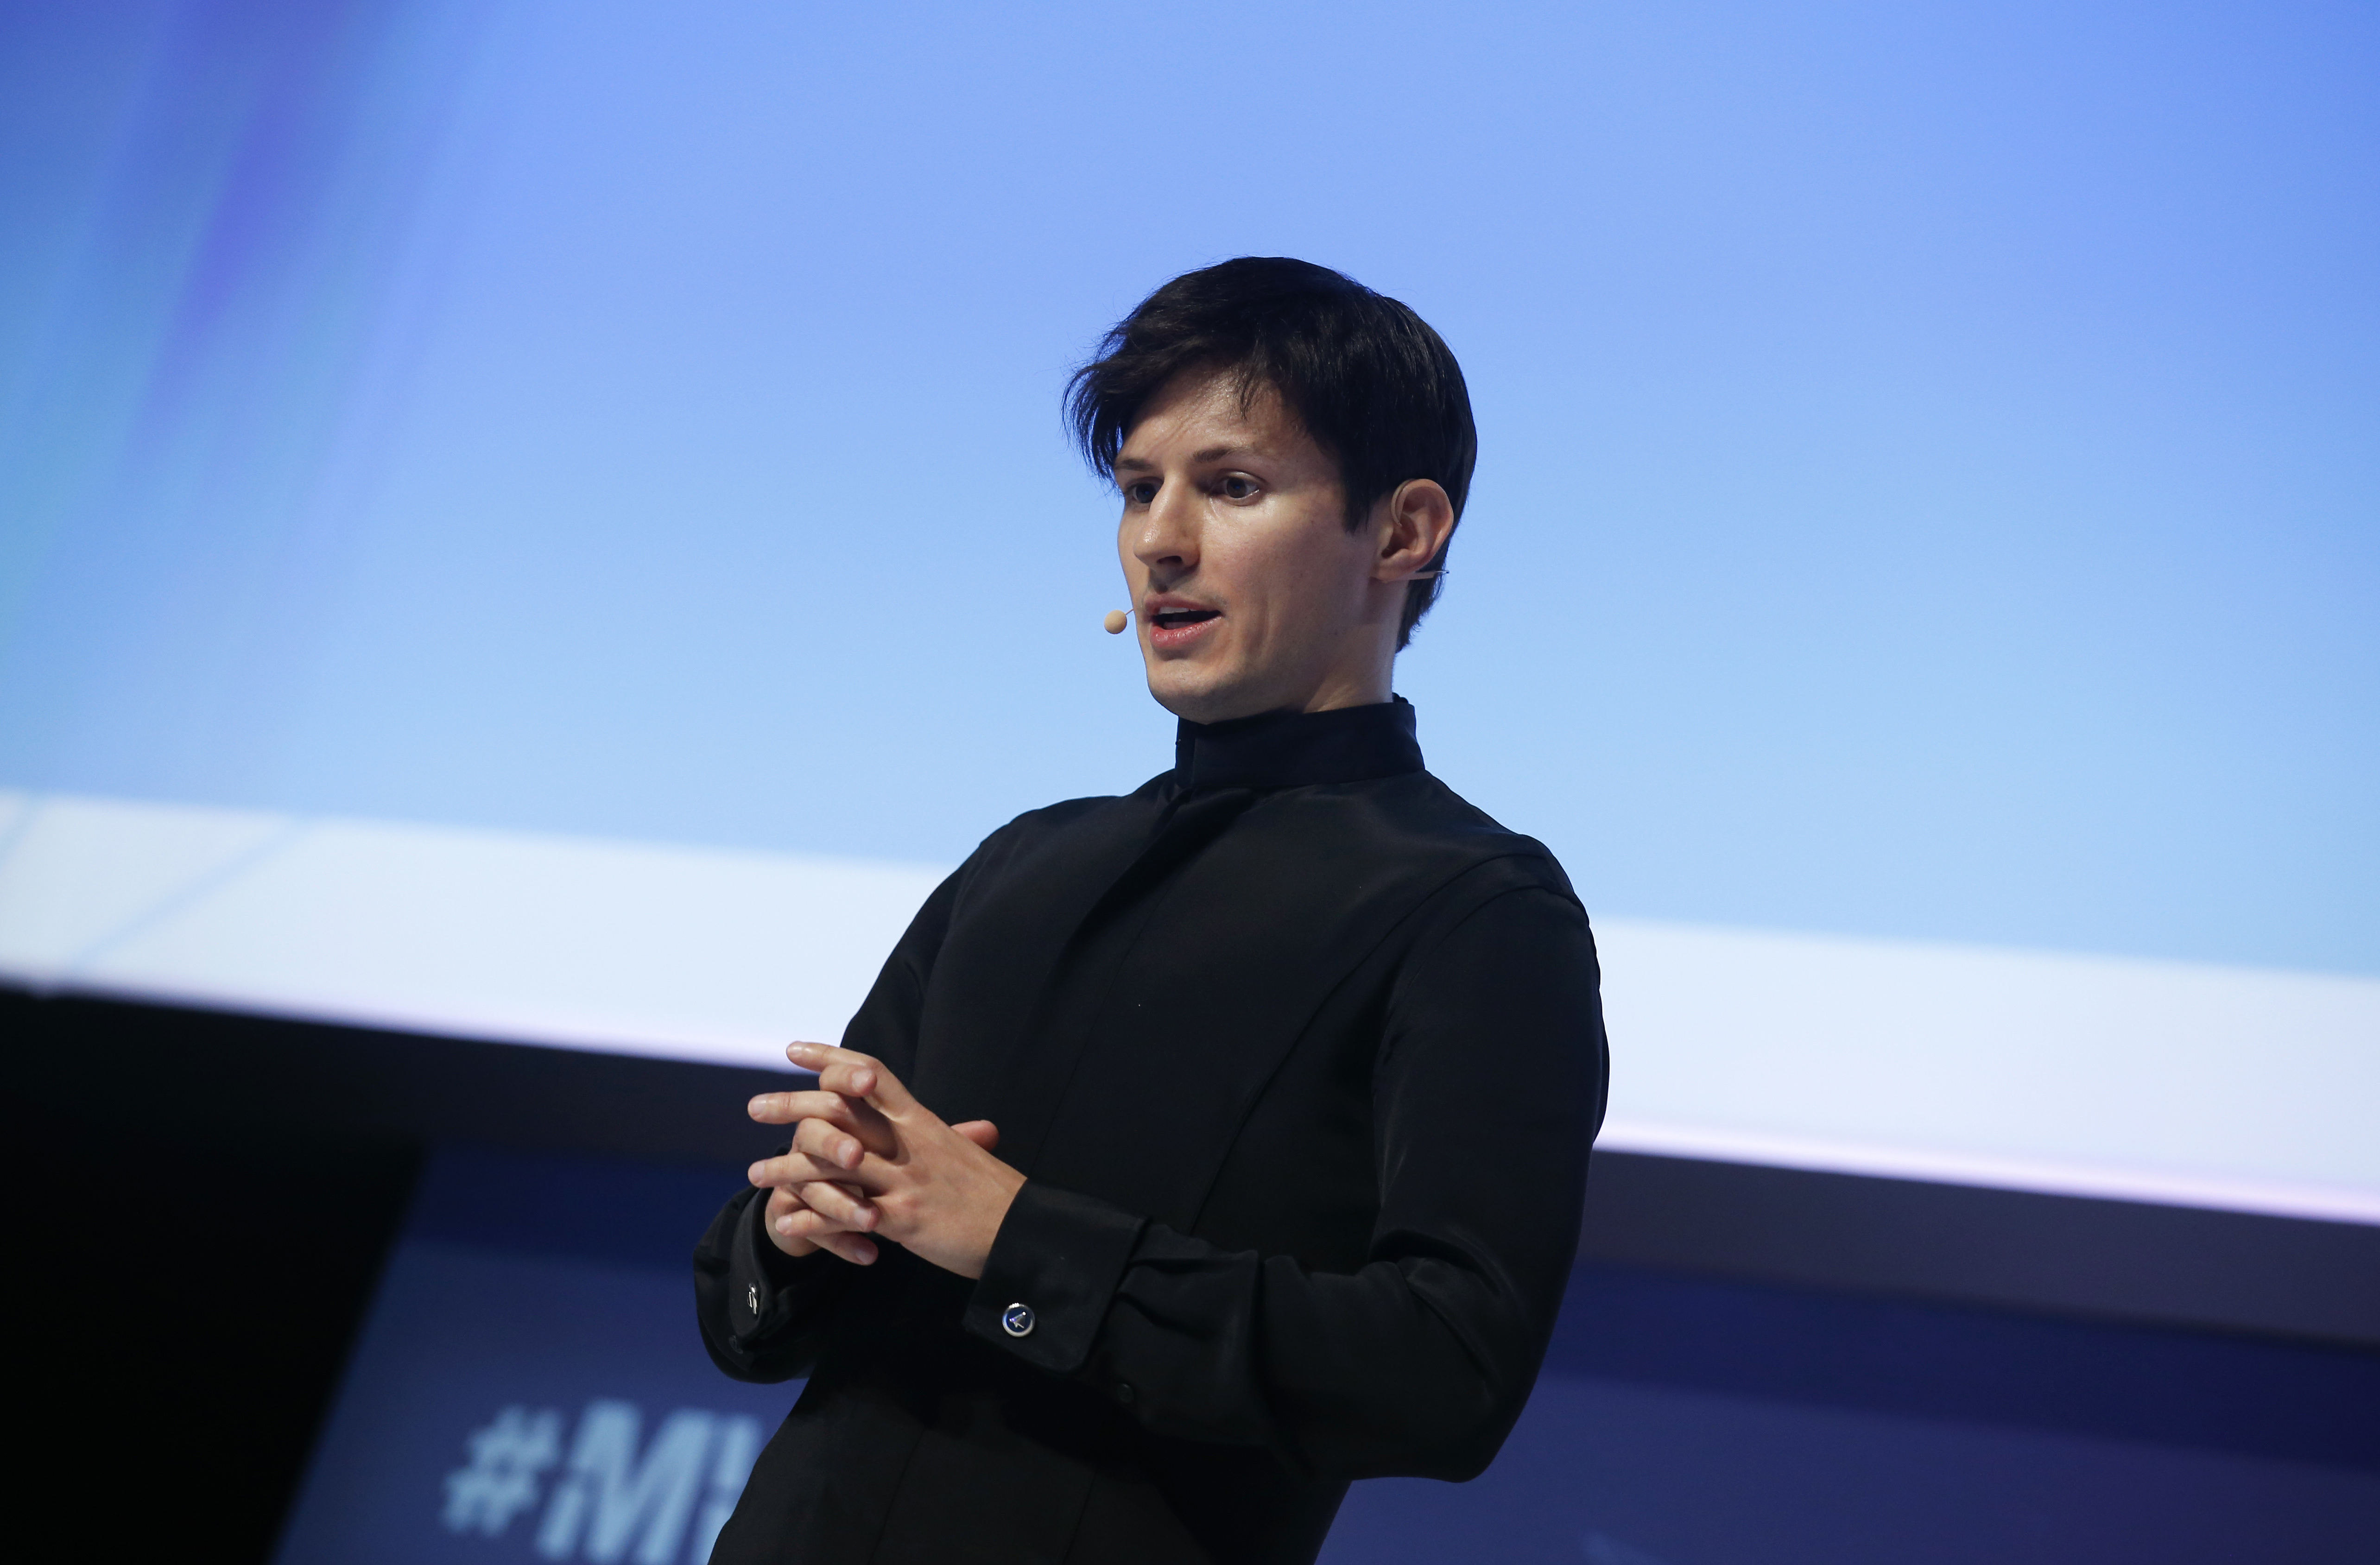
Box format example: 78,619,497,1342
2,0,2374,974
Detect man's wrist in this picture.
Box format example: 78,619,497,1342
962,1181,1146,1374
954,1165,1028,1279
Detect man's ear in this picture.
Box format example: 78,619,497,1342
1374,479,1457,580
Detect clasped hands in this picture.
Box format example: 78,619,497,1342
747,1042,1025,1280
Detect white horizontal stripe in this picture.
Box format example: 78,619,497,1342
1590,919,2380,1217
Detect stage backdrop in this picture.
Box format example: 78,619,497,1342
2,0,2377,1221
275,1147,2380,1565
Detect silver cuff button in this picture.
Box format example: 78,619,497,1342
1001,1302,1036,1337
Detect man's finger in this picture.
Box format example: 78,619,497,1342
808,1230,879,1266
835,1094,901,1158
785,1042,918,1112
791,1115,868,1173
784,1179,879,1231
747,1090,864,1128
784,1041,876,1096
747,1150,864,1189
774,1204,850,1240
952,1119,1000,1151
770,1179,873,1228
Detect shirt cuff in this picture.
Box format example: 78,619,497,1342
727,1188,837,1350
963,1180,1146,1374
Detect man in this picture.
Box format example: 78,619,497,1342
695,257,1607,1564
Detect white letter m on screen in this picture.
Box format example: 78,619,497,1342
536,1401,714,1565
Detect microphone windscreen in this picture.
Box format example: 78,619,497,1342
1103,609,1129,635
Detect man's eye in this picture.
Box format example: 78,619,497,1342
1221,476,1258,500
1125,482,1158,504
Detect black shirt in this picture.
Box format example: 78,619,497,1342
695,698,1608,1564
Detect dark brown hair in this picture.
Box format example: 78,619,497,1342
1067,258,1477,649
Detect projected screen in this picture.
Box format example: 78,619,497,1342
3,1,2375,1217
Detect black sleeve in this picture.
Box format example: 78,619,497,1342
692,1180,850,1383
693,855,972,1382
960,881,1608,1481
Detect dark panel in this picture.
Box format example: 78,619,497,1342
4,987,788,1565
1582,1149,2380,1345
5,987,797,1164
6,1038,420,1562
1550,1264,2380,1474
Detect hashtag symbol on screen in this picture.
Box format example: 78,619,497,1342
443,1405,564,1535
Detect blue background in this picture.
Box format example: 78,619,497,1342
3,0,2376,974
278,1147,2380,1562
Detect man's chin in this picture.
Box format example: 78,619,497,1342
1146,668,1274,727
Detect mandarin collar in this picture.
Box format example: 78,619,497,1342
1172,697,1424,792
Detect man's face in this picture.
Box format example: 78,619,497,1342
1114,367,1392,723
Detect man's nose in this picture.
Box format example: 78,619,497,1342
1130,477,1199,574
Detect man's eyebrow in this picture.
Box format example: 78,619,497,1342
1112,444,1257,473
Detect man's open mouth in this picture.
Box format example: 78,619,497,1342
1151,608,1221,631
